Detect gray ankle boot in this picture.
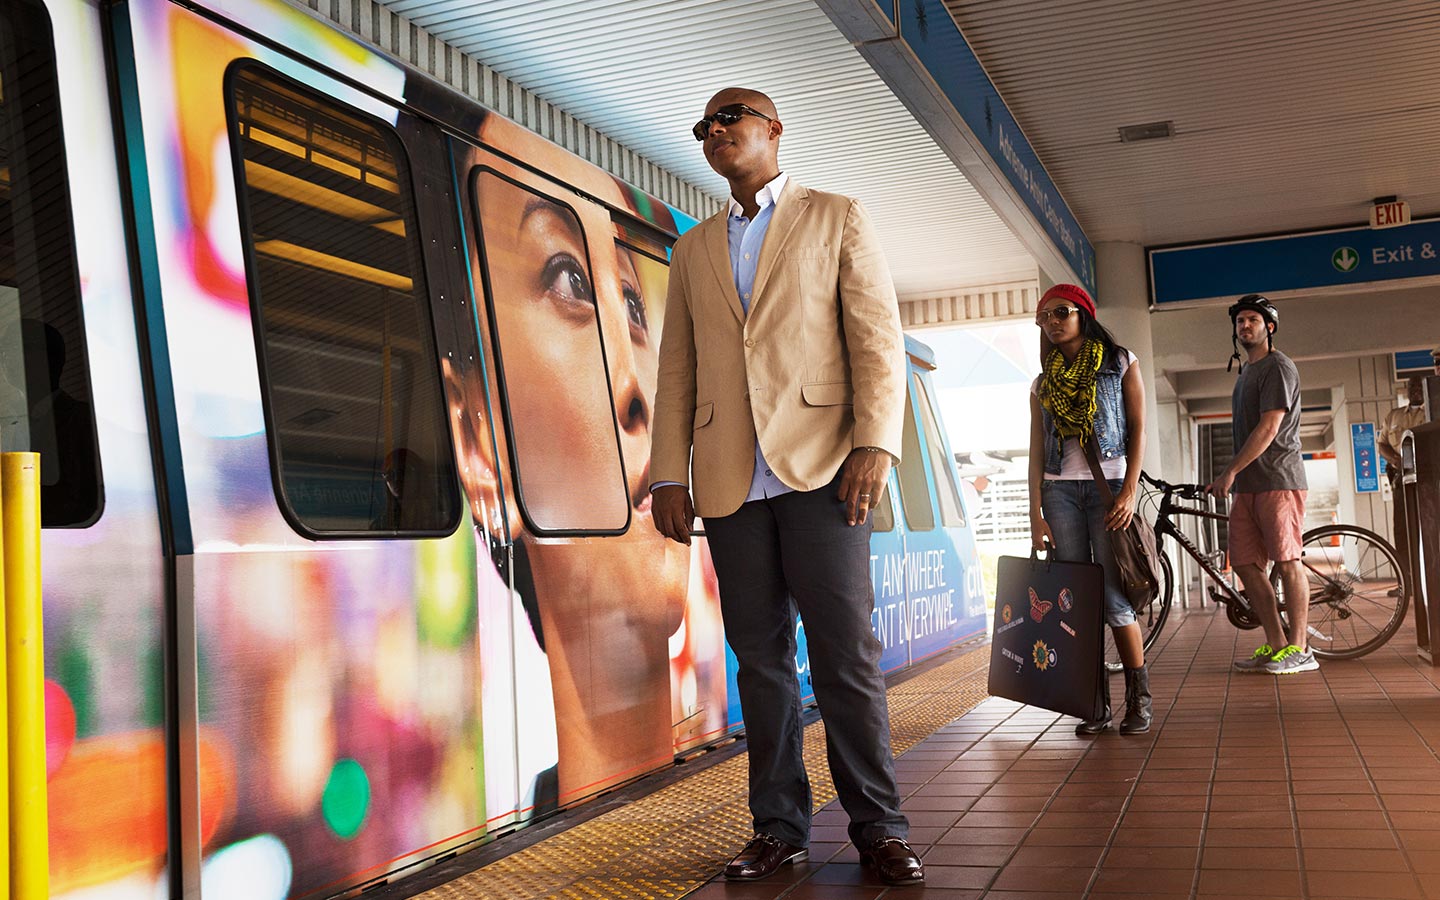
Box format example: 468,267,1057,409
1120,665,1152,735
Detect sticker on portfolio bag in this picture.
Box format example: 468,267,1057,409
988,545,1106,722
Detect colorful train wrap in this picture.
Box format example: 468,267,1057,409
1,0,987,894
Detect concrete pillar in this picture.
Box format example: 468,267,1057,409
1330,355,1398,540
1153,401,1186,511
1155,398,1196,598
1331,384,1359,535
1094,242,1162,474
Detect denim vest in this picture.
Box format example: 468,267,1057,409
1041,349,1129,475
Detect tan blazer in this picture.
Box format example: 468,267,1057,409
650,182,906,519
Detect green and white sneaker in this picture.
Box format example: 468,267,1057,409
1234,643,1276,673
1263,644,1319,675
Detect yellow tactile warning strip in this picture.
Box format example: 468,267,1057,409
409,642,992,900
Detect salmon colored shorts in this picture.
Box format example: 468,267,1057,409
1229,490,1307,568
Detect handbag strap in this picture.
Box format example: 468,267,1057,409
1081,433,1117,507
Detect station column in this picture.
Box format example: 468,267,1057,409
1094,242,1163,475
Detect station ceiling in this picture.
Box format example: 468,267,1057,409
371,0,1038,297
363,0,1436,434
933,0,1440,443
943,0,1440,248
939,0,1440,430
369,0,1440,294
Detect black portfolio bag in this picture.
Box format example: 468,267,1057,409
988,549,1106,721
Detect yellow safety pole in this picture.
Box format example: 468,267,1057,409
3,452,43,900
0,451,8,900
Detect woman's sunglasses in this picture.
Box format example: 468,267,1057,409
1035,305,1081,325
693,104,774,141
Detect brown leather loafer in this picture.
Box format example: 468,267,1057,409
723,833,808,880
860,836,924,885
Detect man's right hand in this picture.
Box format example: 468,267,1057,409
652,484,695,545
1205,468,1235,500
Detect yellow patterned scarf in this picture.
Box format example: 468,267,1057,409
1039,340,1105,442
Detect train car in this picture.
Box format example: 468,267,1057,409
777,337,987,724
5,0,987,895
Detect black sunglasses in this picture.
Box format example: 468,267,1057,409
692,104,774,141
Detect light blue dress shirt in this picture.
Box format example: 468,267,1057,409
729,172,794,502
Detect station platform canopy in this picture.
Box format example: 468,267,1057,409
358,0,1064,304
330,0,1440,493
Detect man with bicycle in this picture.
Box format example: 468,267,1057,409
1206,294,1317,675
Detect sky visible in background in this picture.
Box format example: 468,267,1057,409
920,321,1042,456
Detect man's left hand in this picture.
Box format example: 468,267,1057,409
838,448,892,526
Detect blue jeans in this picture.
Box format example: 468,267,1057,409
1040,479,1137,628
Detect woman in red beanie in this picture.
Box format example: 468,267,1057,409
1027,283,1152,735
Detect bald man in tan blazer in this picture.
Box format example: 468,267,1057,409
648,184,906,515
650,88,922,886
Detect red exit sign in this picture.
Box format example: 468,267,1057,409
1371,199,1411,229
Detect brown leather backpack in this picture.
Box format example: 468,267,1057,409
1083,436,1161,609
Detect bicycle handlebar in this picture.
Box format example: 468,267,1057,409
1139,471,1209,501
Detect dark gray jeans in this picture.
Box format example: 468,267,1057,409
704,478,907,848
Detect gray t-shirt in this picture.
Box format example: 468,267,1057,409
1231,350,1308,493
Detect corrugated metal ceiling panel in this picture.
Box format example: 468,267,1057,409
371,0,1036,295
943,0,1440,246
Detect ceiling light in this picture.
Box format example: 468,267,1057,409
1118,121,1174,143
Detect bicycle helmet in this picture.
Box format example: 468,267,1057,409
1227,293,1280,331
1226,293,1279,372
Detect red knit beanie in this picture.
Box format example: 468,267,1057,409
1039,283,1095,318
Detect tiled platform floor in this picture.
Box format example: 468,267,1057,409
691,603,1440,900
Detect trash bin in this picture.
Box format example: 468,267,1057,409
1405,421,1440,664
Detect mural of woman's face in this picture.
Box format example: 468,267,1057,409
470,170,686,633
612,245,656,498
478,181,623,525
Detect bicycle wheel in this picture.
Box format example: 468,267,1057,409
1105,551,1174,673
1273,524,1408,660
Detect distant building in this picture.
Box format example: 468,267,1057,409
956,451,1031,543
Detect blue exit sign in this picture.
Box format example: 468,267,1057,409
1151,218,1440,305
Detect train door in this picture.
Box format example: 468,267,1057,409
452,138,699,812
868,459,913,673
2,0,172,895
110,1,491,895
902,360,987,660
870,352,985,674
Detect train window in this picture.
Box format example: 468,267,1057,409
0,0,102,527
227,65,459,537
614,213,679,531
616,237,667,421
914,375,965,527
471,171,628,534
896,386,935,532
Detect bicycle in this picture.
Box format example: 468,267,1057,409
1109,472,1409,669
